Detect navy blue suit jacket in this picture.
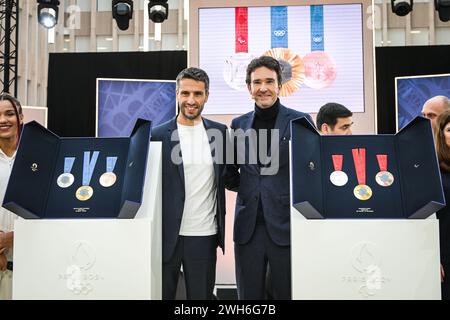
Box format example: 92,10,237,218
225,104,312,246
151,117,228,263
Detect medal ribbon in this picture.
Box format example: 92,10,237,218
310,5,324,51
352,148,366,185
332,155,343,171
271,6,288,48
235,7,248,53
64,157,75,173
376,154,387,171
106,156,118,173
82,151,99,186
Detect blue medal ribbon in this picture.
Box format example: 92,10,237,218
106,157,117,173
271,6,288,48
311,5,324,51
82,151,99,186
64,157,75,173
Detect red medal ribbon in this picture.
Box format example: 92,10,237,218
332,155,343,171
235,7,248,53
352,148,366,185
376,154,387,171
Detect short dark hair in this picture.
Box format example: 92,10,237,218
176,67,209,92
316,103,353,130
246,56,282,86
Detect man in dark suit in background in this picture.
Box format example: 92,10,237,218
151,67,227,300
225,56,313,299
421,95,450,131
316,102,353,135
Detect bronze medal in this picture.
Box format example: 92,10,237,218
375,155,394,187
375,171,394,187
303,51,336,89
99,172,117,188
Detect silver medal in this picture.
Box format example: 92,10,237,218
223,52,255,91
57,173,75,188
330,170,348,187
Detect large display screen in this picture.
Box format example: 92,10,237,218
197,4,365,115
96,78,176,137
395,73,450,131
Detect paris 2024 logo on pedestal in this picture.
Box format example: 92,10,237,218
59,241,104,296
340,242,391,298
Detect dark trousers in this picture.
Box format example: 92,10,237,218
235,224,291,300
163,234,217,300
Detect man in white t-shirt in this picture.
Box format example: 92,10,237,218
151,68,228,300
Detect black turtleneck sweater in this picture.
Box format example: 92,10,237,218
252,98,280,157
252,99,280,225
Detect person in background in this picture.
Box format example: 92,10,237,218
0,93,23,300
434,109,450,300
422,95,450,131
316,102,353,135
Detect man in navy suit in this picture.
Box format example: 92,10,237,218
225,56,312,299
151,67,228,300
316,102,353,135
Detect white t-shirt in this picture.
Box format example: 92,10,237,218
0,148,18,261
177,121,217,236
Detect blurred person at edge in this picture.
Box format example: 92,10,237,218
0,93,23,300
435,109,450,300
422,95,450,131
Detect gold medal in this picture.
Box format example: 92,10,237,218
99,172,117,188
353,184,372,201
76,186,93,201
352,149,372,201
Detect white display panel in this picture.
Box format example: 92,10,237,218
291,218,441,300
198,4,364,115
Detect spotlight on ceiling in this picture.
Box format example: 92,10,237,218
391,0,413,16
37,0,60,29
112,0,133,31
435,0,450,22
148,0,169,23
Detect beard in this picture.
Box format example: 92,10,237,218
179,103,204,120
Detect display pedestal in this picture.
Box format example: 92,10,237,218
12,142,162,300
291,211,441,300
